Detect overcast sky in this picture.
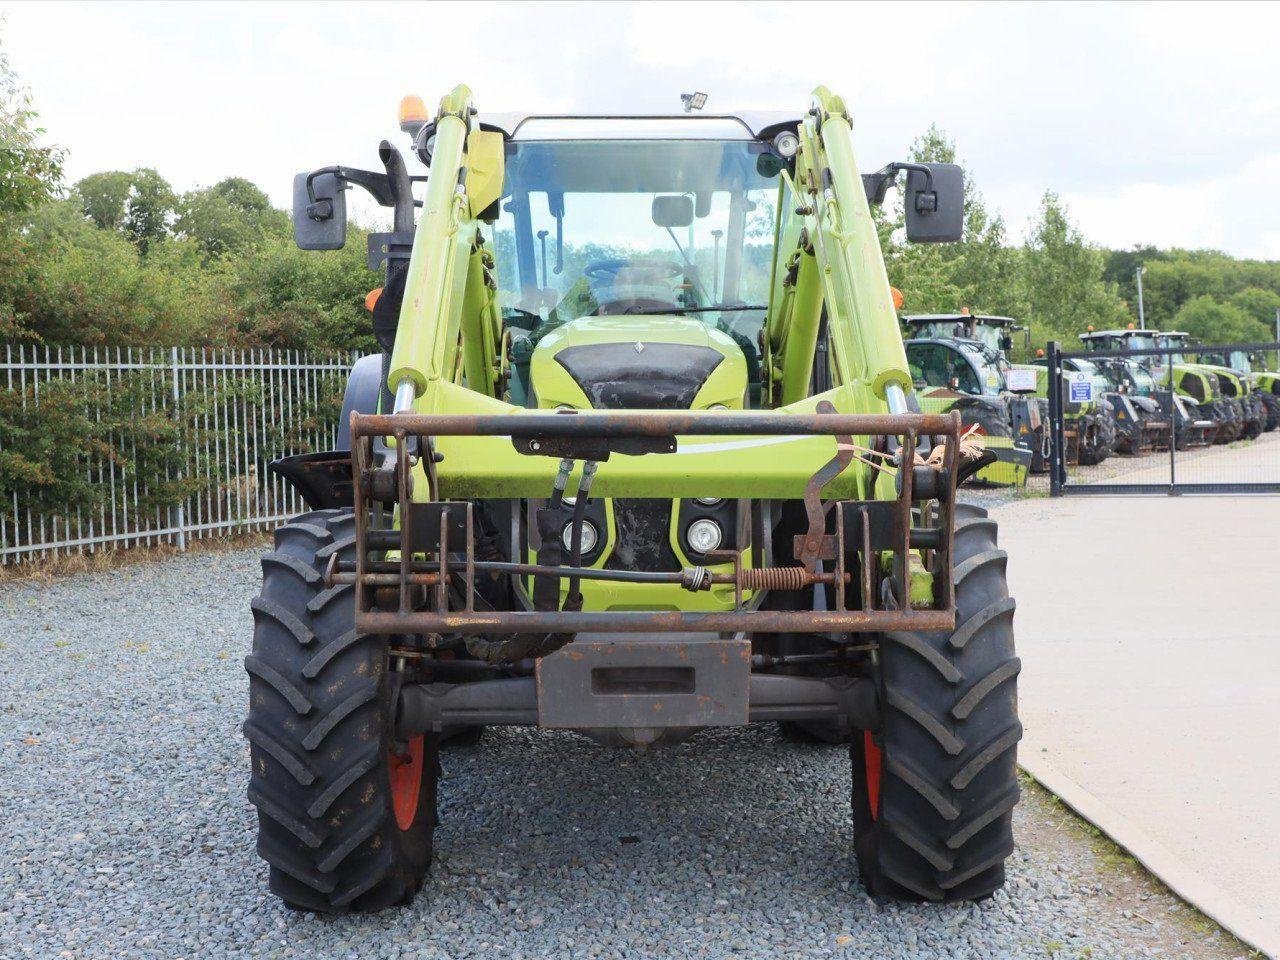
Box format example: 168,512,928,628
3,0,1279,258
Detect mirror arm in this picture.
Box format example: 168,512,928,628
378,142,415,234
862,161,935,207
305,165,398,221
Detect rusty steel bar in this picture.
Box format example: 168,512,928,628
398,439,413,614
335,558,847,589
352,410,962,440
356,607,955,635
900,428,916,614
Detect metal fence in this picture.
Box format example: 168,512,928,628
1045,339,1280,496
1,344,357,562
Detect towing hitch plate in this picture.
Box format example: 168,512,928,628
536,638,751,728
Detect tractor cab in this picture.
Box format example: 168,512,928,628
902,313,1027,365
903,331,1037,484
1198,347,1253,376
904,337,1005,396
482,117,790,410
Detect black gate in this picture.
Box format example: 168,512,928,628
1045,339,1280,496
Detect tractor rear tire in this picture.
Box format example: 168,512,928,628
851,501,1021,901
1259,392,1280,432
245,509,439,913
1077,413,1114,466
1242,398,1265,440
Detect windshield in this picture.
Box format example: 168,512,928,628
1071,359,1101,378
907,341,1003,396
1201,350,1251,373
488,138,780,345
1155,335,1186,365
970,324,1008,357
1123,360,1156,392
908,320,1008,359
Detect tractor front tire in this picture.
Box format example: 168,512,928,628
245,509,439,913
851,502,1021,901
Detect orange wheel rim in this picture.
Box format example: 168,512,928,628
863,731,882,820
388,735,424,831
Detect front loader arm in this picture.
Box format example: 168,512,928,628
387,84,503,407
789,87,915,418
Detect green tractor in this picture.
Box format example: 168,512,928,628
1088,354,1181,452
1079,328,1222,446
1193,344,1278,434
249,86,1021,912
901,314,1042,483
1154,331,1259,442
1018,355,1121,463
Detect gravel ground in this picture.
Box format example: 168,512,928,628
0,548,1254,960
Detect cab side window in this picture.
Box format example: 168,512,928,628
951,352,981,394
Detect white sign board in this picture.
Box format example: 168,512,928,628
1066,371,1094,403
1005,368,1038,393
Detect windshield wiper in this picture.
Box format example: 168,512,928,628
612,304,768,317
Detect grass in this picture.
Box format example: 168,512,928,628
0,530,271,585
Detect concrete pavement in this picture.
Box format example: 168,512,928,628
1081,430,1280,486
997,494,1280,957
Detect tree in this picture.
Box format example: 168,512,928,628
0,33,63,220
1173,295,1267,345
1020,192,1129,347
1227,287,1280,336
174,177,289,259
73,168,175,253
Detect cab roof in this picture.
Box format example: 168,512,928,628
1079,329,1150,339
902,313,1020,326
476,113,800,142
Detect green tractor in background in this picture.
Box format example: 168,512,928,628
1026,354,1138,460
1155,331,1260,442
1193,343,1279,434
1088,353,1183,452
902,314,1041,484
1080,328,1224,446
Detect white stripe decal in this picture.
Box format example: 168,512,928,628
672,436,818,455
459,434,825,456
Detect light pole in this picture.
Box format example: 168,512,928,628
1135,265,1146,330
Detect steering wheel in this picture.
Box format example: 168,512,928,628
584,258,685,282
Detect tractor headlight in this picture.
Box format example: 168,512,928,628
686,518,723,555
695,496,723,506
561,520,599,555
774,131,800,158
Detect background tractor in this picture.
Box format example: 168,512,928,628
1025,355,1123,462
1196,346,1280,432
902,314,1042,483
1080,328,1221,446
1153,331,1258,442
246,86,1021,913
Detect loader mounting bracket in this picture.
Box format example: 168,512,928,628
338,408,964,639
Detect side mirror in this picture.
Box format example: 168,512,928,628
905,162,964,243
293,171,347,250
652,194,694,229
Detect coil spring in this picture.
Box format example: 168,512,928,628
739,566,810,591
